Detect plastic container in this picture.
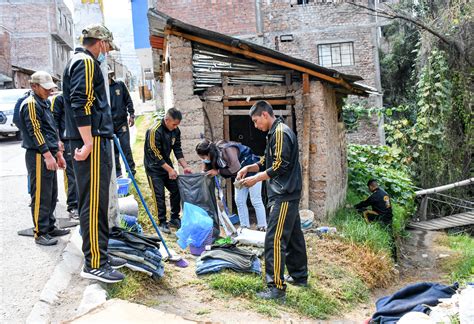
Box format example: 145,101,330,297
117,178,132,197
300,209,314,229
189,232,214,256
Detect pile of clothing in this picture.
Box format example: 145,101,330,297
108,227,165,280
196,243,261,275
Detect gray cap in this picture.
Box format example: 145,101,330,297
82,23,119,51
30,71,57,90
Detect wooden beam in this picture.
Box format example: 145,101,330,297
224,109,291,116
301,93,311,209
165,29,354,91
302,73,310,94
223,99,295,107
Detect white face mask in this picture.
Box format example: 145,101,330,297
201,159,211,164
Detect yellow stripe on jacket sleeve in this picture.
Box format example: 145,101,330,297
272,123,283,171
28,99,45,145
50,96,56,112
84,58,94,116
149,122,163,160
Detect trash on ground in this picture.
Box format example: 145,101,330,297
234,228,265,247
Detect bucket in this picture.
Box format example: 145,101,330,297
117,178,132,197
300,209,314,229
189,232,214,256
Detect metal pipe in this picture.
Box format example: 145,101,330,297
415,178,474,196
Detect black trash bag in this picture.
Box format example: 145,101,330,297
178,174,220,238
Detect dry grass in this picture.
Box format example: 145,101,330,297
306,235,396,289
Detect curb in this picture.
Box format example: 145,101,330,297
25,228,108,323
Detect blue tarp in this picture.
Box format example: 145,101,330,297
371,282,458,323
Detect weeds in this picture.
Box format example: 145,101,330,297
331,207,393,255
440,234,474,284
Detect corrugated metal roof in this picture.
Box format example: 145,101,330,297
408,211,474,230
147,9,375,96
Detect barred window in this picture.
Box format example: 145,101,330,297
318,42,354,67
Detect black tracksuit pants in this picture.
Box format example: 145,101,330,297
114,125,136,177
70,137,112,269
265,198,308,290
146,170,181,224
63,141,78,211
25,149,57,237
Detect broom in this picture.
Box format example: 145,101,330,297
113,135,188,268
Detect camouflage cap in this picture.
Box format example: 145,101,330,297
81,23,119,51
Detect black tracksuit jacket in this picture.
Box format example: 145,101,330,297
355,188,393,222
17,93,58,154
144,119,184,176
258,117,302,202
109,79,134,131
62,47,114,140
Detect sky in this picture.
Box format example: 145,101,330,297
103,0,142,77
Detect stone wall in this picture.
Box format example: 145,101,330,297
164,35,205,170
293,81,347,220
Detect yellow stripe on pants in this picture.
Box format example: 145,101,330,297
89,137,100,268
34,153,42,238
273,201,288,290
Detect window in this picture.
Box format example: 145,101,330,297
297,0,309,4
318,42,354,67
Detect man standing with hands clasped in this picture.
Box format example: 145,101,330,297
18,71,69,246
237,100,308,301
63,23,125,283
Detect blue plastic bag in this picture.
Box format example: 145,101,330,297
176,202,213,249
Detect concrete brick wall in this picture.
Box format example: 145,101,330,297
155,0,257,36
0,0,73,80
164,35,205,170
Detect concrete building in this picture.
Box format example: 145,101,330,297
0,0,74,88
148,11,374,219
154,0,385,144
72,0,104,46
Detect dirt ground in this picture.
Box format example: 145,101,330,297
336,229,455,323
51,227,457,324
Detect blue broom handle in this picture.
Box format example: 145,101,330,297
112,135,172,258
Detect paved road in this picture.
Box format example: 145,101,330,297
0,138,71,323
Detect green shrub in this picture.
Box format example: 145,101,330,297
445,234,474,284
348,144,415,209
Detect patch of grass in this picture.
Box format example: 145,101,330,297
195,309,211,316
107,268,162,302
203,262,372,320
204,272,264,298
285,285,340,319
331,207,393,254
441,234,474,284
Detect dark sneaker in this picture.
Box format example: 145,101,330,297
81,264,125,283
49,227,71,237
284,275,308,287
159,223,171,234
257,226,266,232
68,208,79,220
256,287,286,301
35,234,58,246
108,255,127,269
169,218,181,229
